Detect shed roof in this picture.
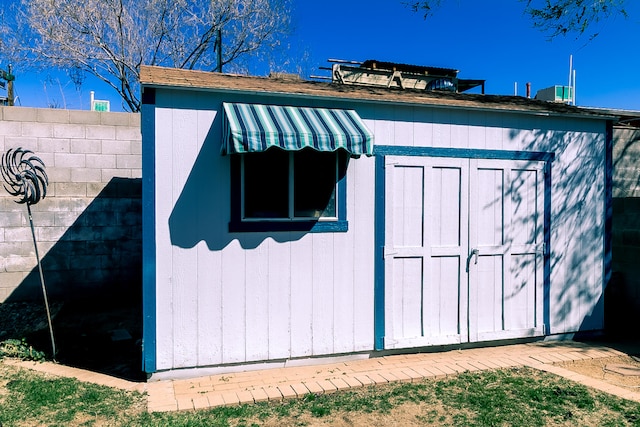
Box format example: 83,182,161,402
140,65,615,120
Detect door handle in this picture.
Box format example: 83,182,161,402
466,248,479,273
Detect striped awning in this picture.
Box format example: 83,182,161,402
222,103,373,157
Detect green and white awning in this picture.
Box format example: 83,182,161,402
222,103,373,157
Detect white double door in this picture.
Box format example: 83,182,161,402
384,156,545,349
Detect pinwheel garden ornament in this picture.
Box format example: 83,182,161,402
1,147,56,358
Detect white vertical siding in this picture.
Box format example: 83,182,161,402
152,91,606,372
153,92,377,370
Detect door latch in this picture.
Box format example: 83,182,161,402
465,248,479,273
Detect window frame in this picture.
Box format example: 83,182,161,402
229,150,348,233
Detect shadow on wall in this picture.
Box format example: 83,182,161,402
2,177,144,381
168,113,309,251
507,124,607,335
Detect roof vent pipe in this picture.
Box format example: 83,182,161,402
526,82,531,98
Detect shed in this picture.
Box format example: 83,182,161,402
140,65,613,379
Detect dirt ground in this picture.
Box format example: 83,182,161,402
556,339,640,390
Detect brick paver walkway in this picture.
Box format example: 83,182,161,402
6,341,640,413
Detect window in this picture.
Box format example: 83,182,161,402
230,148,348,232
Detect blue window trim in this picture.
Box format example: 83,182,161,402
141,88,157,373
373,145,554,351
228,153,349,233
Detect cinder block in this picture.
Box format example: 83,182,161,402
37,109,70,123
71,139,101,154
128,113,141,127
5,136,38,151
53,182,87,197
0,272,26,291
119,211,142,226
53,123,86,139
86,125,116,140
0,121,22,136
100,112,133,126
116,154,142,169
62,226,101,242
102,139,131,155
87,182,108,197
70,255,102,270
5,255,37,272
116,127,142,141
0,241,33,256
46,167,72,183
44,197,90,212
68,110,101,125
71,168,102,183
130,169,142,179
101,169,131,182
54,152,85,168
38,138,70,153
86,154,116,169
32,212,55,227
36,226,67,242
2,106,38,122
4,227,33,242
54,211,82,227
0,212,26,227
131,140,142,155
100,226,128,240
21,122,53,138
84,211,117,227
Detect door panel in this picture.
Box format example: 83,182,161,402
384,157,467,348
384,156,545,349
468,159,544,342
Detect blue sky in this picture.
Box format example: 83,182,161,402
7,0,640,112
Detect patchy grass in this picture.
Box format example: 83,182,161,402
1,364,640,426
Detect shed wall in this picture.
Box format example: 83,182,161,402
149,88,607,373
150,90,376,370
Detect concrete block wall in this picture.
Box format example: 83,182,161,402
610,125,640,337
0,107,141,302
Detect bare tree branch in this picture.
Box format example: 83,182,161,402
2,0,291,111
405,0,628,40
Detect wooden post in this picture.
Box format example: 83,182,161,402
7,64,13,106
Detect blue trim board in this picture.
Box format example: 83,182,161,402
141,90,157,373
229,220,348,233
374,145,555,162
374,154,386,350
543,161,552,334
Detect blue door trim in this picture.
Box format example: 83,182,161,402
373,145,555,162
141,88,157,373
543,161,552,333
374,155,386,350
374,145,554,350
